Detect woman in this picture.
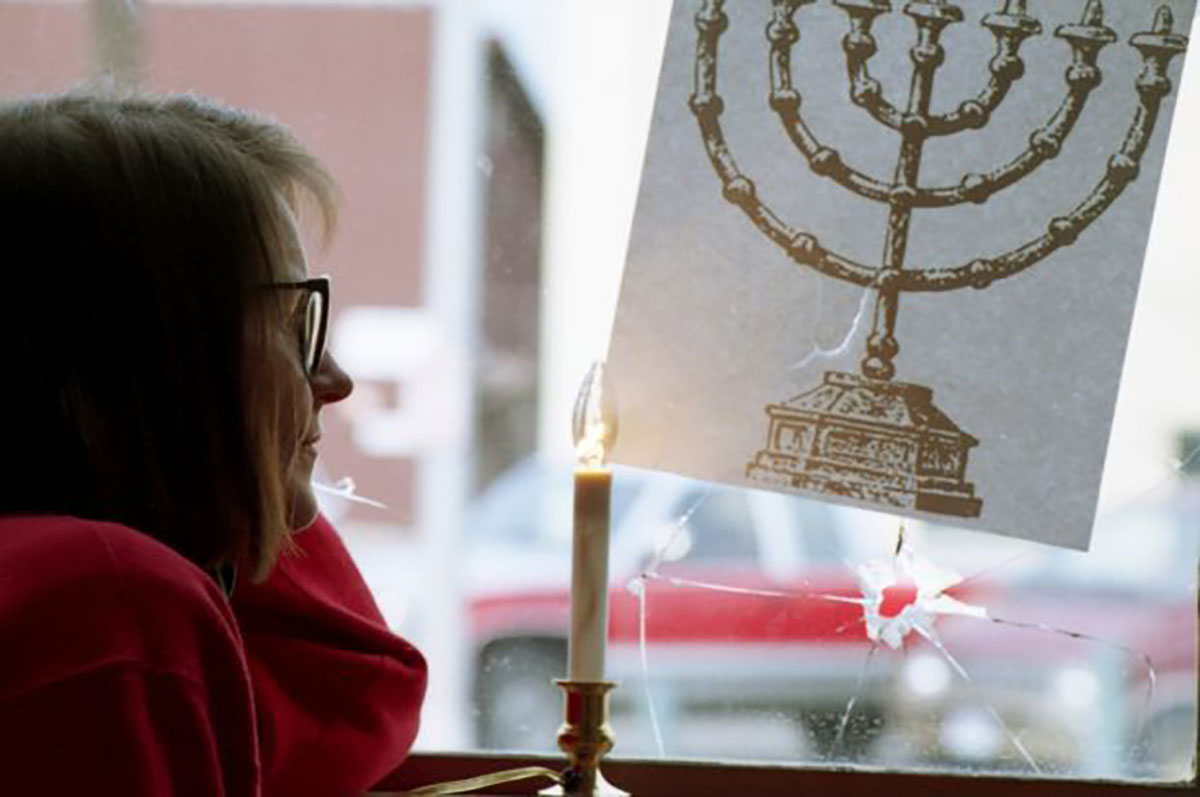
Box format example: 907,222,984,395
0,93,426,795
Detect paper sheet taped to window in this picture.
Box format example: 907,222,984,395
607,0,1195,549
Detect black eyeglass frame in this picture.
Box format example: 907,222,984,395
263,275,331,376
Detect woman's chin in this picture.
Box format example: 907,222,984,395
288,483,320,531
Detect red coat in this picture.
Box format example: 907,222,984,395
232,514,427,796
0,514,426,796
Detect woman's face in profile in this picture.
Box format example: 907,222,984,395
272,204,353,529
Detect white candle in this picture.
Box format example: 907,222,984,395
569,465,612,682
567,361,618,683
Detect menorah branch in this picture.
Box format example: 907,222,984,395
895,10,1186,293
836,0,1042,139
835,0,905,131
900,107,1170,292
926,5,1042,136
779,2,1119,214
693,0,877,287
768,0,893,203
863,0,961,380
693,1,1185,331
909,7,1116,210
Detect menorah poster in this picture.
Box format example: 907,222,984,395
607,0,1193,549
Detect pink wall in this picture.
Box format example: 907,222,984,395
145,5,431,307
0,3,432,526
0,2,88,94
146,5,435,526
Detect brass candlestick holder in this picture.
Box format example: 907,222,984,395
541,680,629,796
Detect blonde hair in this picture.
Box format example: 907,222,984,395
0,93,338,581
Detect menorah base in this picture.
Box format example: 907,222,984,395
746,371,982,518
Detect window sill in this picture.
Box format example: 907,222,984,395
375,752,1197,796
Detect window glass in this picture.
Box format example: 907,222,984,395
6,0,1197,784
467,459,642,550
664,489,757,563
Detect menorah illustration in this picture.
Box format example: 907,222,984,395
689,0,1188,517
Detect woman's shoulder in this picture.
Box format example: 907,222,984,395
0,514,225,604
0,514,244,699
0,515,261,794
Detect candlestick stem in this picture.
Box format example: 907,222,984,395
540,680,629,796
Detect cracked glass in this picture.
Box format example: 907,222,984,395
455,0,1199,783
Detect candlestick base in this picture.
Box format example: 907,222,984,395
539,680,630,796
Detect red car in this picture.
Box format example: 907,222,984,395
464,458,1196,778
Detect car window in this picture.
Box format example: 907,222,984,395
667,489,758,563
466,460,561,546
784,494,849,565
1025,503,1198,595
469,460,644,550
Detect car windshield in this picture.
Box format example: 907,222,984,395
467,458,643,550
1021,500,1199,596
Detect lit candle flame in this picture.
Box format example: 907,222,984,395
572,360,619,468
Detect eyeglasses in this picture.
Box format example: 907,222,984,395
264,276,330,376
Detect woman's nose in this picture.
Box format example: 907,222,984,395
311,350,354,405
